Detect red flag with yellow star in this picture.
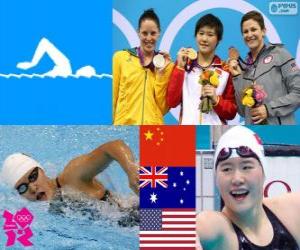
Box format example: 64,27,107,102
140,126,195,166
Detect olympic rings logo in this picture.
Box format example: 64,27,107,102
113,0,282,58
16,215,32,223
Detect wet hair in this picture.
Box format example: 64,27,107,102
194,14,223,41
241,11,266,32
138,8,161,31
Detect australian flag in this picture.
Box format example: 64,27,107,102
140,166,195,208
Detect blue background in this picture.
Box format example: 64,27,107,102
0,0,112,124
113,0,300,124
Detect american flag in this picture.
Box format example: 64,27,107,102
140,167,196,249
140,208,196,249
139,166,168,188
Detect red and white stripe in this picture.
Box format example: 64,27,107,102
140,209,196,249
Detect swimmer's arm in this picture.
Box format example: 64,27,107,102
66,140,138,194
266,192,300,242
267,192,300,213
286,192,300,208
196,211,227,250
290,193,300,236
94,140,139,195
280,192,300,236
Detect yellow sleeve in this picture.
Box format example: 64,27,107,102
112,51,122,122
154,62,174,115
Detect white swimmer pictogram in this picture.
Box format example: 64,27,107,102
0,37,112,79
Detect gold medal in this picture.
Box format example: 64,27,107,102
187,48,197,60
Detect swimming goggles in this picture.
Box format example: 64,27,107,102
216,146,260,167
16,167,39,194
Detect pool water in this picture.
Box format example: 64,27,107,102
0,126,139,249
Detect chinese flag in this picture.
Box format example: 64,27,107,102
140,126,195,166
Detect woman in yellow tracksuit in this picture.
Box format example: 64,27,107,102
113,9,174,125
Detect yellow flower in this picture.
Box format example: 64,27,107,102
242,96,255,107
209,75,219,87
245,88,253,96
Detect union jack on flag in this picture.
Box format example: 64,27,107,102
139,166,168,189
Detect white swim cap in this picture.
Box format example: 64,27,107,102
1,153,42,188
214,126,266,169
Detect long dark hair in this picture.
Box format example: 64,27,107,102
138,8,161,31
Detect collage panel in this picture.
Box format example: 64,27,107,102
0,126,139,249
196,125,300,250
0,0,112,124
113,0,300,126
139,126,196,250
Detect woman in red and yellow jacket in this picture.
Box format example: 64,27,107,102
167,14,236,125
113,9,173,125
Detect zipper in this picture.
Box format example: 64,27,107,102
277,117,282,125
252,45,266,81
141,70,148,124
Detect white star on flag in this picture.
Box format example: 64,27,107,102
150,192,158,203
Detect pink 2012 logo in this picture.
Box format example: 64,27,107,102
2,208,34,247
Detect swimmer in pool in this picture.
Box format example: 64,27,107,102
1,140,139,202
197,126,300,250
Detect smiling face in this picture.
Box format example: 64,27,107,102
242,19,266,53
196,26,218,57
14,167,55,201
216,156,264,215
138,19,160,56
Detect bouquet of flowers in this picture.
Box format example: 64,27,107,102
198,69,219,113
242,83,267,108
242,83,268,124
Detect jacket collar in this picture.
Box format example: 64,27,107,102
186,54,222,72
125,47,158,71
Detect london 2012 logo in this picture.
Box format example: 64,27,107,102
270,2,298,15
2,208,34,247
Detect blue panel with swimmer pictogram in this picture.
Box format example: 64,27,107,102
0,0,112,124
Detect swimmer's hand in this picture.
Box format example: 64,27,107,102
128,163,139,195
228,47,242,76
17,62,34,70
176,47,189,69
156,51,171,74
228,59,241,76
228,47,240,60
250,105,268,124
